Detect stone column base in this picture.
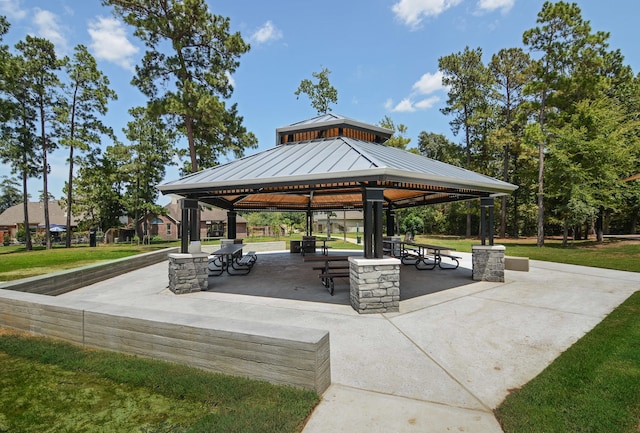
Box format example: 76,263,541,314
349,257,400,314
168,253,208,294
472,245,505,282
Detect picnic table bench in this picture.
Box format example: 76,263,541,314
208,244,257,276
385,240,461,270
303,255,351,295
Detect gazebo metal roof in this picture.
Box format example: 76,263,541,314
157,114,517,211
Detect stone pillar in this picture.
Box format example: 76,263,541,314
472,245,505,282
168,253,208,294
349,257,400,314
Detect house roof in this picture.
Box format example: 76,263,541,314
157,115,517,212
0,201,78,227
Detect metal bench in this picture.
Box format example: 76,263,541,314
436,252,461,269
318,271,350,295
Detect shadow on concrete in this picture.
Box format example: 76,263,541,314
206,251,474,306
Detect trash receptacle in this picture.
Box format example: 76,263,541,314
290,240,301,253
302,236,316,254
89,229,97,247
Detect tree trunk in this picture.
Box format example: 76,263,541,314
512,155,519,238
65,144,74,248
40,101,51,250
596,207,604,242
562,216,568,247
22,169,32,251
500,143,509,238
185,114,198,173
65,89,77,248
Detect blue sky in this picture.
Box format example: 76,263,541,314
1,0,639,204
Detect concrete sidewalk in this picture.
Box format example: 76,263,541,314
60,252,639,432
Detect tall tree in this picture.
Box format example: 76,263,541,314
57,44,117,247
15,35,61,249
522,1,605,246
379,115,411,149
104,0,255,173
489,47,532,237
546,97,637,245
72,146,126,231
0,29,40,250
439,46,494,237
416,132,464,166
121,106,175,239
295,67,338,115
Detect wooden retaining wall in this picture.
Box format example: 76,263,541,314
0,291,331,394
0,248,179,296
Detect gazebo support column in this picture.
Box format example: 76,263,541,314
473,198,505,282
349,257,400,314
227,211,237,239
306,211,313,236
190,208,200,243
386,206,395,236
362,187,384,259
169,199,207,294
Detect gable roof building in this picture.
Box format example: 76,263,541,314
0,201,79,240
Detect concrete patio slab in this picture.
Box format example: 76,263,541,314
55,249,638,433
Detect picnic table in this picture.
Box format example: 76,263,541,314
316,238,335,255
303,255,351,295
208,244,257,276
300,237,334,256
385,240,461,270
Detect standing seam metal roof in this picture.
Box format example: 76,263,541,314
159,136,513,190
157,114,517,210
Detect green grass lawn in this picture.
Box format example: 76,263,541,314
495,291,640,433
0,243,177,281
412,236,640,272
1,235,638,432
0,330,318,433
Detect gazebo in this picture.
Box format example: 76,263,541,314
157,114,517,313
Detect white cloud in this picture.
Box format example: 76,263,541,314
477,0,514,13
386,69,445,113
386,96,441,113
392,0,463,29
0,0,27,21
33,8,69,53
88,16,139,71
414,96,440,109
250,20,283,45
386,98,415,113
412,71,445,95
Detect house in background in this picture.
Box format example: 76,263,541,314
0,201,78,243
314,210,364,237
138,196,248,241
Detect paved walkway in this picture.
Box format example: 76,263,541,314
60,251,639,432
